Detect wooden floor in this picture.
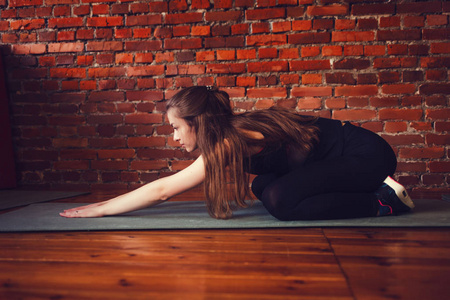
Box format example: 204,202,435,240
1,191,450,300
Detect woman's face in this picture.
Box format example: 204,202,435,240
167,109,198,152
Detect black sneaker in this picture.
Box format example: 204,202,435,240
375,176,415,215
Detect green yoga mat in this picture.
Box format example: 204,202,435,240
0,190,89,210
0,199,449,232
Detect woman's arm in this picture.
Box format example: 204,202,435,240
60,156,206,218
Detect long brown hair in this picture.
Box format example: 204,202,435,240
166,86,319,219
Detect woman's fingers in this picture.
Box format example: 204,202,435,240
60,203,101,218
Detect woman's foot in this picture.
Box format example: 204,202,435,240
376,176,415,216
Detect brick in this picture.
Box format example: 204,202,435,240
377,29,421,41
248,61,288,73
326,73,355,85
397,1,442,14
379,109,422,121
127,66,165,77
292,87,332,97
191,25,210,36
410,122,433,132
325,98,346,109
165,12,202,24
255,99,274,109
258,48,277,58
427,15,448,26
125,41,161,51
88,91,124,102
48,17,83,28
382,84,416,95
426,109,450,120
206,63,246,74
192,0,210,9
292,20,312,31
86,41,123,51
126,15,162,26
87,17,123,27
364,45,385,56
422,174,445,186
246,8,285,20
426,134,450,146
334,58,370,70
335,85,378,96
251,22,270,34
287,6,305,18
290,60,330,71
48,116,84,126
165,38,202,50
347,97,368,108
385,122,407,133
53,138,88,148
247,87,287,98
420,57,450,68
333,109,376,121
125,114,162,124
247,34,286,46
358,18,378,30
127,137,165,148
301,46,320,57
322,46,342,56
374,57,417,69
332,31,374,42
435,122,450,132
279,48,299,59
272,21,291,33
197,51,215,61
343,45,364,56
307,4,348,16
302,74,321,84
430,43,450,54
297,98,322,110
380,16,400,28
136,53,154,63
88,67,126,78
403,16,424,28
211,50,232,61
237,76,256,87
335,19,355,30
399,147,445,159
419,83,450,95
126,91,164,101
130,160,168,171
423,29,450,40
395,162,426,172
351,3,395,15
428,162,450,173
288,32,330,44
92,161,128,171
50,68,85,79
11,44,46,55
205,11,242,22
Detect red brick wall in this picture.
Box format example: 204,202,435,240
0,0,449,197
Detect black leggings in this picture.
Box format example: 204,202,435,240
251,124,397,221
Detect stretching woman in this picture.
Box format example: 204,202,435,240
60,86,414,220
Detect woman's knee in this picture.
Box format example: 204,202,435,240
260,183,297,221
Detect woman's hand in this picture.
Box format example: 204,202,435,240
59,202,107,218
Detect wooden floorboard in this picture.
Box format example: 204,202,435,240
0,190,449,300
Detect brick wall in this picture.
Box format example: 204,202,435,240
0,0,449,197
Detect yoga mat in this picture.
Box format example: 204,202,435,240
0,190,90,210
0,199,449,232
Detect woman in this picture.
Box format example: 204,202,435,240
60,86,414,220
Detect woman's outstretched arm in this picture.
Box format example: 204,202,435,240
60,156,206,218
